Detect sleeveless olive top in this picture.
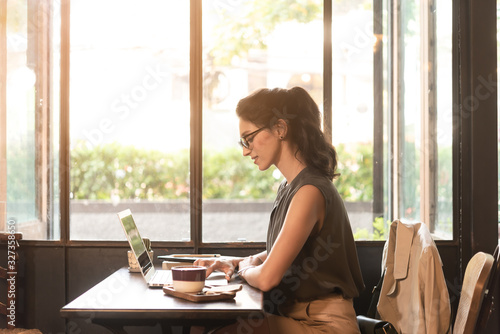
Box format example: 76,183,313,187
266,167,365,302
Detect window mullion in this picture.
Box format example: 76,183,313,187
373,0,384,222
391,0,402,221
420,0,438,230
190,0,203,250
323,0,332,142
31,0,53,237
60,0,70,243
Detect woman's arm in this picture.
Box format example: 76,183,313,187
239,185,325,291
237,250,267,270
194,250,268,281
255,250,268,262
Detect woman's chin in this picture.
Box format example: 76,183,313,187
253,157,272,171
257,163,271,171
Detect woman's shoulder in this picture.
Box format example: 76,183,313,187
296,167,333,187
294,167,342,202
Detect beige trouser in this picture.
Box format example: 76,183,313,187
204,293,361,334
267,293,361,334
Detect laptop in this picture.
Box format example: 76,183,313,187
117,209,172,288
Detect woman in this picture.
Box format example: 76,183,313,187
195,87,365,333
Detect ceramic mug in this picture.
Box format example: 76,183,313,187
171,265,206,293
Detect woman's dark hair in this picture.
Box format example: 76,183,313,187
236,86,339,180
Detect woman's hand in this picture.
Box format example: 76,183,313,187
238,255,263,270
233,255,264,282
193,258,241,281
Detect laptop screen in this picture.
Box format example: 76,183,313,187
118,209,153,275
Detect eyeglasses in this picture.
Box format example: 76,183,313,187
238,127,267,149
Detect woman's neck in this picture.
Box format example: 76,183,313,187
276,147,307,184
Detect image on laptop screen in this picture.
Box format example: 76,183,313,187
119,210,152,274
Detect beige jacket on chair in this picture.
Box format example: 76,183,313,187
377,220,451,334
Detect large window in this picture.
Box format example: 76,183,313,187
1,0,454,241
69,0,191,241
384,0,453,239
330,0,452,240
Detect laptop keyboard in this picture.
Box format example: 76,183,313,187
150,270,172,285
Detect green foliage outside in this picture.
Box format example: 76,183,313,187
353,216,390,240
6,135,37,223
70,141,374,202
334,143,373,202
208,0,323,67
70,141,282,201
69,140,456,239
207,0,376,67
71,141,190,200
203,148,281,200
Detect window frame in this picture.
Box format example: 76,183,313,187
32,0,56,239
0,0,57,239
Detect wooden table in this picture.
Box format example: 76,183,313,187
60,267,264,334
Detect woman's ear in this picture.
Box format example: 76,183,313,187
274,119,288,140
